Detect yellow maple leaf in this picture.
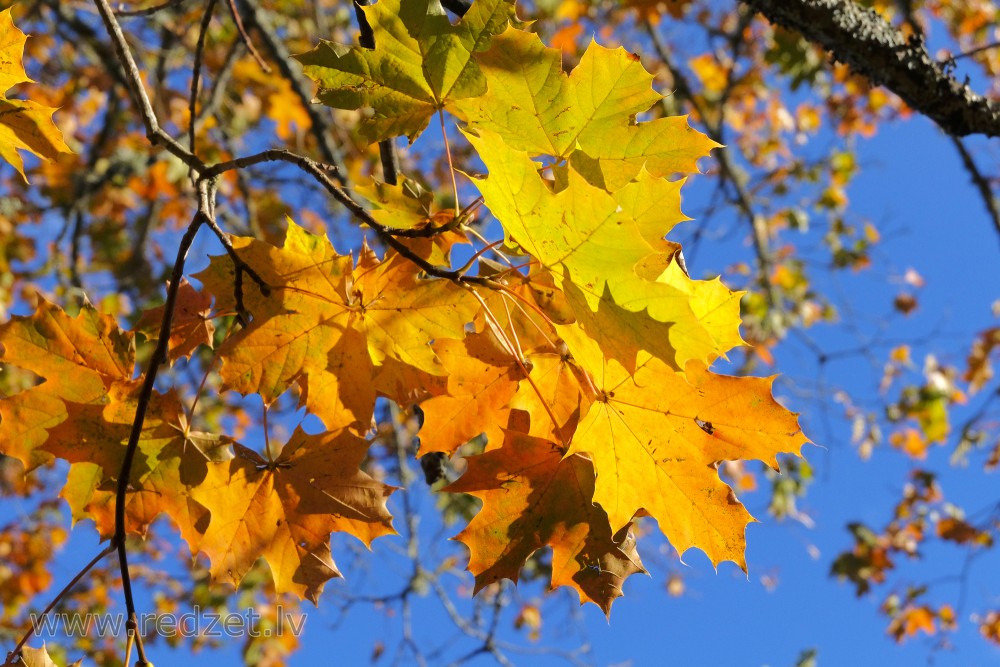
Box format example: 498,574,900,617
467,130,742,373
355,175,454,232
455,29,718,190
563,330,807,569
0,7,71,181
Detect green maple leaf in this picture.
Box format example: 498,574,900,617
455,29,719,190
296,0,516,143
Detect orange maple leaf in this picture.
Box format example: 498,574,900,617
135,279,216,361
0,300,134,470
47,383,233,550
418,332,525,455
447,430,645,615
191,427,396,603
197,220,478,430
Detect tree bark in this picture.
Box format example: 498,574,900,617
742,0,1000,137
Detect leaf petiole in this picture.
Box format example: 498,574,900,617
439,109,460,218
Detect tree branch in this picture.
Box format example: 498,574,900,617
741,0,1000,137
949,136,1000,240
2,541,118,667
204,149,499,288
93,0,206,171
111,184,216,667
236,0,348,181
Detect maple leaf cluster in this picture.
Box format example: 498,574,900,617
0,0,808,616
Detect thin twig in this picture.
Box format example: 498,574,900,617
647,22,785,332
949,135,1000,241
236,0,348,179
112,190,212,666
3,541,118,667
93,0,205,171
189,0,220,175
944,40,1000,64
200,204,270,311
205,148,501,288
197,181,270,328
225,0,269,71
114,0,188,17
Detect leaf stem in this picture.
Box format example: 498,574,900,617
262,401,274,465
439,110,460,218
462,224,511,266
124,630,134,667
455,239,503,276
470,291,567,447
187,353,220,425
497,287,558,351
498,294,524,361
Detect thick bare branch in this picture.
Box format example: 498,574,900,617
742,0,1000,137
